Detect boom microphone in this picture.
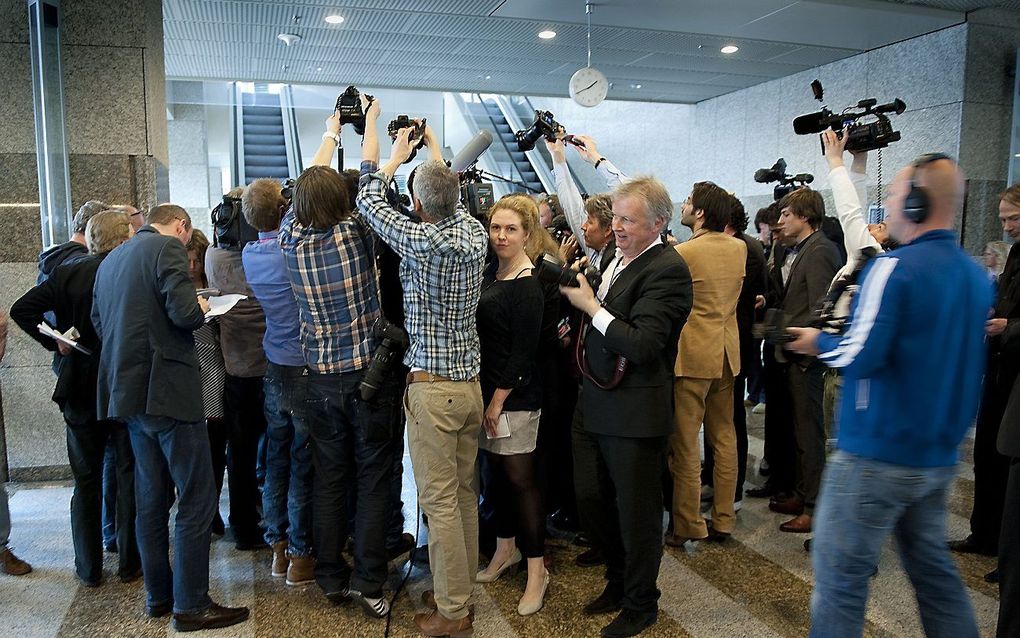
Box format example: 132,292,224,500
450,130,493,172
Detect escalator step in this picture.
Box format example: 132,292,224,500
245,167,291,179
244,124,285,136
243,114,284,127
245,156,289,167
244,144,287,156
244,134,286,146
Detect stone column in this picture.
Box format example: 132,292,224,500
0,0,168,481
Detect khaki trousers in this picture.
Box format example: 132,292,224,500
404,380,484,620
670,362,738,537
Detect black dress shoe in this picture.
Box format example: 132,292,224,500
986,568,1000,583
172,602,250,632
745,484,781,498
386,532,417,560
573,532,594,548
119,567,143,583
706,527,731,543
947,535,997,557
104,540,118,554
210,515,225,537
576,547,606,567
146,600,173,618
583,584,624,615
601,608,658,638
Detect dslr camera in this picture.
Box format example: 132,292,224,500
753,158,814,201
515,110,563,152
534,253,602,291
359,317,410,402
335,85,375,135
387,115,427,163
793,80,905,154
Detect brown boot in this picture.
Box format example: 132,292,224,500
0,547,32,576
286,554,315,586
413,608,473,637
271,541,288,578
421,590,474,620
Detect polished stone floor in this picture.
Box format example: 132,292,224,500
0,414,1001,637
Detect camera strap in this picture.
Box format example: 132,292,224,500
575,316,628,390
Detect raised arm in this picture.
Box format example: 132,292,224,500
362,94,381,166
310,110,342,168
547,137,588,253
571,134,630,189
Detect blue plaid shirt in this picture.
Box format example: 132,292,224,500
278,205,379,374
356,171,487,380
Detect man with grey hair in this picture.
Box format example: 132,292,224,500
559,176,692,638
357,126,488,638
36,199,107,285
106,204,145,230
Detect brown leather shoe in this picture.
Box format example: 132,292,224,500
0,547,32,576
172,602,250,632
768,497,805,516
664,532,706,548
271,541,288,578
780,514,813,533
286,554,315,586
413,608,473,637
421,590,474,620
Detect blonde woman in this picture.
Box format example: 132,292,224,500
474,194,549,615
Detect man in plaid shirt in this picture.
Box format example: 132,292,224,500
357,108,488,637
278,110,395,620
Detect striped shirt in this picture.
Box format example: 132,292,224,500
356,171,488,380
278,206,379,374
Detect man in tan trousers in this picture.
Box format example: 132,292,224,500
667,182,747,545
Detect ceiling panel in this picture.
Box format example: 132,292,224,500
161,0,1002,104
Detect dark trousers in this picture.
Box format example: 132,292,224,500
745,338,765,405
571,395,603,548
127,415,216,615
306,369,395,596
971,371,1012,551
536,357,579,519
762,345,796,492
788,360,827,511
703,373,749,502
65,419,140,583
587,432,668,614
998,459,1020,638
217,373,267,541
101,441,117,546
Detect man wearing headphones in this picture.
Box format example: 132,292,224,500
786,154,991,638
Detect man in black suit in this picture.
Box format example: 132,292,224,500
953,184,1020,559
92,204,249,633
768,189,841,534
560,177,693,638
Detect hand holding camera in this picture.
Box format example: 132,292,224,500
390,127,417,165
822,127,850,170
325,110,341,137
387,115,427,164
570,134,602,165
545,136,567,165
362,93,380,122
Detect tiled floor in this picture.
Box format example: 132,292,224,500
0,414,1001,637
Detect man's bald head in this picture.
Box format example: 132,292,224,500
885,156,965,244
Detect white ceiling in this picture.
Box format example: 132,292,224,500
162,0,1016,104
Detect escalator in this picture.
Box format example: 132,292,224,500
233,83,302,186
481,98,544,194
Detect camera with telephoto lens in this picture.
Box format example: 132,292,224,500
515,110,563,152
335,85,375,136
280,178,296,201
535,253,602,291
359,317,410,402
793,80,905,155
753,158,815,201
387,115,427,164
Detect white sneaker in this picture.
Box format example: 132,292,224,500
734,500,743,512
752,403,766,414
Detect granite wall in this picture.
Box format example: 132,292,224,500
0,0,169,481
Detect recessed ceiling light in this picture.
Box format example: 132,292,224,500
538,29,556,39
324,14,344,24
316,66,323,72
631,83,642,89
485,75,492,80
721,45,739,54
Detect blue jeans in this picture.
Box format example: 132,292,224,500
810,450,978,638
0,482,10,550
127,415,217,615
305,369,396,597
101,441,117,547
262,363,313,555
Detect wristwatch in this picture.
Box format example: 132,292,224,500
322,131,341,145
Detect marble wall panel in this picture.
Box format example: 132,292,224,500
0,263,54,368
0,0,29,43
63,46,148,156
0,206,43,262
169,164,212,209
708,91,747,196
0,365,68,471
739,81,783,200
868,24,967,112
964,24,1020,107
0,42,37,155
0,153,41,203
962,179,1009,254
959,101,1014,181
59,0,147,47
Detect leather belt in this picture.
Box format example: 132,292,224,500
406,371,479,384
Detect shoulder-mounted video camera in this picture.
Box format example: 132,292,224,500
793,80,905,154
211,194,258,249
754,158,815,201
335,85,375,136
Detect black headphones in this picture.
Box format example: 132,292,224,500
903,153,953,224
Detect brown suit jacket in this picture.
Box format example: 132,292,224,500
673,229,746,379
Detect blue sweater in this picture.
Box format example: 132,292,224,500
816,230,992,467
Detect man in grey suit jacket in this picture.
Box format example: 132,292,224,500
769,189,841,534
92,204,249,633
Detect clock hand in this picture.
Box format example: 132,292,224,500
576,80,599,93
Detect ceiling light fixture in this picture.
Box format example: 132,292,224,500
324,14,344,24
721,45,739,54
631,83,642,89
539,29,556,39
277,33,301,46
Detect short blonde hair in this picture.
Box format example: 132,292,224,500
612,176,673,227
85,210,132,254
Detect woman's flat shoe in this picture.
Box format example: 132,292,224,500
517,568,549,616
475,548,522,583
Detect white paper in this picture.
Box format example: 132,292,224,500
487,413,512,440
37,323,92,355
205,294,247,319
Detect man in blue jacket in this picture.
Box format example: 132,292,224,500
787,154,990,638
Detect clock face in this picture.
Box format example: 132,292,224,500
569,67,609,108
